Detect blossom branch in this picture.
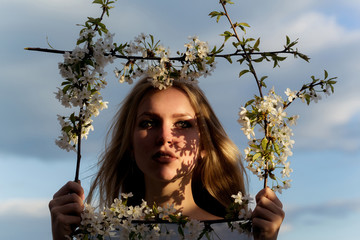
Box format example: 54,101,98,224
74,113,82,182
220,2,275,188
25,47,301,62
220,2,263,98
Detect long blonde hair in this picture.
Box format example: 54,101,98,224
87,77,247,216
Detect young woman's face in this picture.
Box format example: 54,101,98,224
133,87,201,183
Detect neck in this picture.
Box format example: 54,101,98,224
143,174,223,220
144,174,196,213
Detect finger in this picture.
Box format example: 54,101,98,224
252,217,280,238
49,193,84,211
53,213,82,227
252,201,285,223
256,195,284,217
53,181,84,199
51,202,84,217
256,187,283,209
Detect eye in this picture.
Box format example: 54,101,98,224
174,120,192,129
138,119,156,129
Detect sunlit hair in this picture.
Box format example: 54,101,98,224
87,77,247,217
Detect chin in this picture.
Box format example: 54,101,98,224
155,172,179,182
151,170,190,183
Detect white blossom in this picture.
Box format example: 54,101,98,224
285,88,297,102
231,191,244,205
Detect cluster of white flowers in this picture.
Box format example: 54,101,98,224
55,31,218,152
285,86,329,105
72,192,252,239
114,34,216,90
230,192,253,220
55,28,114,151
238,87,298,193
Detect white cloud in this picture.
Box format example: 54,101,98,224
254,10,360,53
7,0,93,17
342,0,360,10
283,12,360,52
0,198,49,218
285,198,360,221
292,80,360,151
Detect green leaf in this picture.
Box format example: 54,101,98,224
253,38,260,51
239,69,250,78
76,38,87,46
225,55,232,63
245,37,255,43
237,57,247,65
297,53,310,62
220,31,233,42
177,225,184,237
209,11,220,17
62,125,73,134
253,152,261,161
62,84,71,94
324,70,328,79
276,56,287,61
269,172,276,180
61,80,72,86
238,22,250,28
92,0,103,4
253,57,264,63
244,99,255,108
261,138,268,151
330,84,335,93
260,76,268,82
69,113,76,125
274,142,281,155
208,11,225,23
150,34,154,46
305,94,311,105
206,56,215,64
232,41,241,48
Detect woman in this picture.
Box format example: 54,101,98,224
49,77,284,239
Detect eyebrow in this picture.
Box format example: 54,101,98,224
137,112,195,119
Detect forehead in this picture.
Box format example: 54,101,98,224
137,87,196,116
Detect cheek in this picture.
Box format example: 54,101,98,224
133,130,150,146
181,131,200,149
132,132,149,172
132,131,149,158
177,132,201,161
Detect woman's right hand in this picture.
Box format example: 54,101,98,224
49,181,85,240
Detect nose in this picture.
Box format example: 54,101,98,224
156,123,173,145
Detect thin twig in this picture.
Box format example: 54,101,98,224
220,2,263,98
25,47,298,62
221,2,271,188
74,124,82,182
263,162,269,189
74,107,83,182
131,218,249,225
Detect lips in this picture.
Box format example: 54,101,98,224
152,150,177,163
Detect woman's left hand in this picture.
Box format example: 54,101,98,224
252,187,285,240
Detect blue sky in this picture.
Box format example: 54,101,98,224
1,0,359,239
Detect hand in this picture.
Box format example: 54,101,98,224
252,187,285,240
49,181,85,240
